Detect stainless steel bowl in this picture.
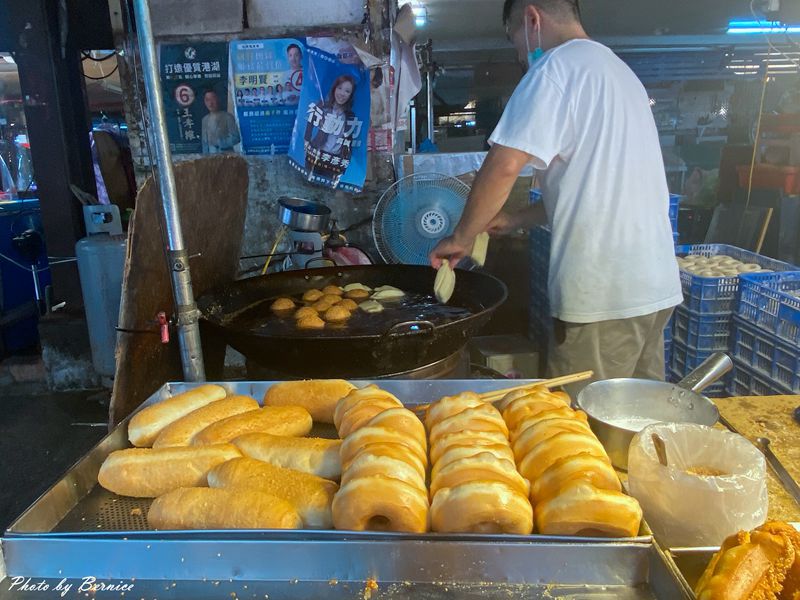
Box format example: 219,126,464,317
278,197,331,232
576,353,732,470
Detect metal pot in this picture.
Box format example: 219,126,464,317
278,197,331,232
576,352,733,470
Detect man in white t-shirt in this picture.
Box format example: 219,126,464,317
429,0,683,393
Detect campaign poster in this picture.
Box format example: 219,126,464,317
288,46,370,193
230,38,305,155
159,42,237,155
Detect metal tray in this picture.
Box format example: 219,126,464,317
0,380,691,598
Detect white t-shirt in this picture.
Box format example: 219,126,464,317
489,38,682,323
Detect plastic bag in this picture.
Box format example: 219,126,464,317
628,423,767,549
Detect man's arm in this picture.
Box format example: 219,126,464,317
429,143,533,267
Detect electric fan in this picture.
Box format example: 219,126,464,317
372,173,470,265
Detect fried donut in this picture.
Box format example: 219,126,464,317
302,289,324,303
429,404,509,447
340,426,427,468
502,392,570,433
424,392,484,430
338,298,358,311
517,431,608,482
531,452,621,504
512,417,594,462
294,306,318,320
430,452,530,498
296,314,325,330
333,385,403,430
311,299,334,312
332,475,429,532
430,430,510,464
431,444,515,480
341,452,426,492
534,480,642,538
509,406,589,444
320,293,342,305
338,397,406,439
494,386,547,412
342,442,427,481
323,305,351,323
322,285,343,296
430,481,533,534
364,408,427,452
345,288,370,301
270,297,295,312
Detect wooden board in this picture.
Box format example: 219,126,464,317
110,155,249,426
713,395,800,522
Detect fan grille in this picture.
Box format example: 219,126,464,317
373,173,470,265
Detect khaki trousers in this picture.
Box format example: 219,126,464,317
546,307,674,398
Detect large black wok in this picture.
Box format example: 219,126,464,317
197,265,507,378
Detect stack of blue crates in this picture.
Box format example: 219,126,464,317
669,194,680,246
671,244,795,396
729,271,800,395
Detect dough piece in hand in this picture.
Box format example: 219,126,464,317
233,433,342,479
97,444,241,497
324,305,351,323
434,259,456,304
153,395,260,448
471,232,490,267
358,300,384,313
208,457,338,529
294,306,318,320
298,314,326,329
302,289,324,302
322,285,343,296
191,406,313,445
128,384,227,447
148,487,302,530
271,297,295,312
264,379,356,424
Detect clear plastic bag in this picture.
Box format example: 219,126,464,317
628,422,767,548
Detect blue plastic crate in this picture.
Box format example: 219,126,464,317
737,271,800,346
676,244,795,314
673,231,679,245
670,339,721,378
731,317,776,378
672,305,731,351
728,360,791,397
773,343,800,393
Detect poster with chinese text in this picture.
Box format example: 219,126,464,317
230,39,305,155
159,43,236,155
288,46,370,193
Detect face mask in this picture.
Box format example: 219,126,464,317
525,16,544,69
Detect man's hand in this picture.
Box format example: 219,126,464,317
486,211,520,236
429,233,474,269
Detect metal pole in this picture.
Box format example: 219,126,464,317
425,40,435,144
410,99,417,153
132,0,206,381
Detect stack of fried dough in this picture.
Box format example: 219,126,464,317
695,520,800,600
98,380,355,530
498,386,642,537
331,385,429,532
425,392,533,534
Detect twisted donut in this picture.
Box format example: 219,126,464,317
364,408,427,452
509,406,588,444
337,397,406,439
430,480,533,535
430,452,530,498
340,426,427,468
531,452,621,504
332,475,429,533
429,404,509,447
341,451,426,492
512,417,594,462
431,444,515,480
333,385,402,429
341,442,427,481
430,430,509,464
493,386,547,412
424,392,484,430
517,431,608,483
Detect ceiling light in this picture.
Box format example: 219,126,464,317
727,19,800,33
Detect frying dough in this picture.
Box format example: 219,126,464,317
271,297,295,312
294,306,318,320
338,299,358,311
324,305,351,323
302,289,324,303
312,299,334,312
434,259,456,304
343,283,371,293
297,315,325,330
322,285,343,296
359,300,384,314
345,288,371,301
320,294,343,305
371,288,405,301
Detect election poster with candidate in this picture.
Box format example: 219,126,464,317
288,46,370,193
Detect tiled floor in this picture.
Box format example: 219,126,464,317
0,389,108,531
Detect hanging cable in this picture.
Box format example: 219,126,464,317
82,50,118,62
83,64,119,80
